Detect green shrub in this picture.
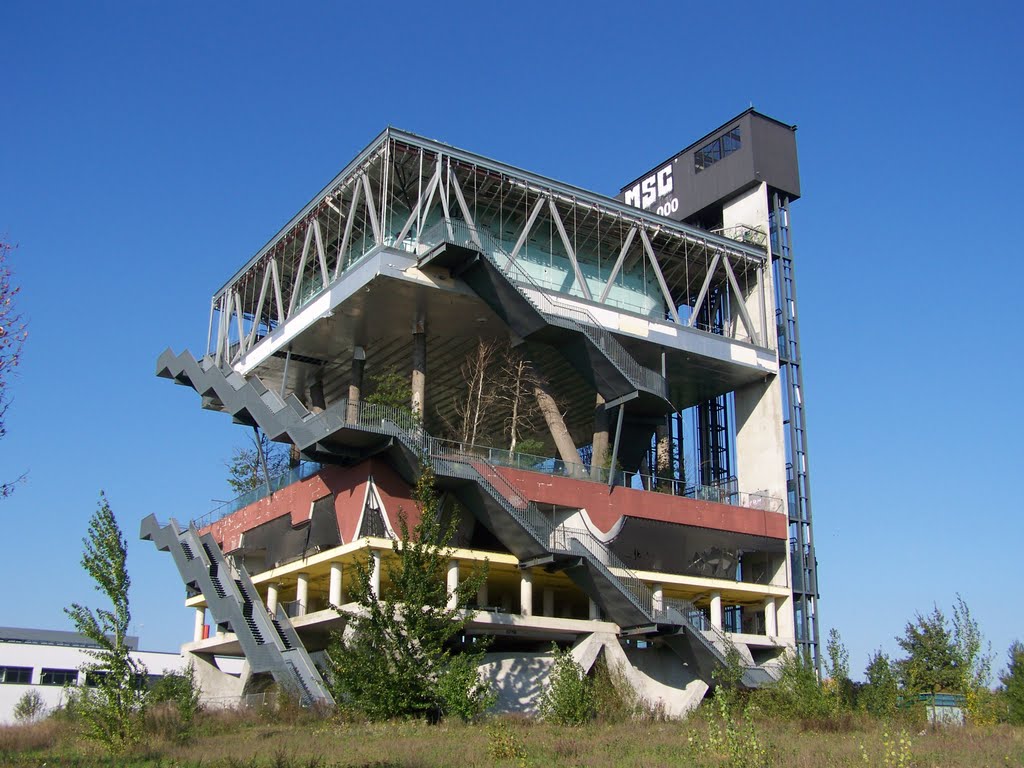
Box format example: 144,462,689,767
13,689,44,723
537,645,594,726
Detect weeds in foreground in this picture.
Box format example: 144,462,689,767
859,726,913,768
486,717,527,762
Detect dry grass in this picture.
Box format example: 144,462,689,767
0,709,1021,767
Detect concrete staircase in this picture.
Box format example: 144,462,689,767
139,514,334,707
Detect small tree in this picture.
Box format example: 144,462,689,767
498,346,543,453
538,644,594,725
64,492,147,752
13,689,45,723
226,430,289,496
444,339,501,446
824,627,854,711
895,606,962,699
366,368,413,412
1000,640,1024,725
0,240,28,498
326,461,491,721
860,650,899,719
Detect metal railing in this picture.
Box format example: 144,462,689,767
194,461,323,530
415,219,668,399
425,438,782,513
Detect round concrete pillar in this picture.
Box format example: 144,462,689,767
329,562,344,607
370,550,382,598
447,560,459,610
193,608,206,643
296,573,309,616
519,569,533,617
764,597,778,637
710,591,723,631
267,582,280,614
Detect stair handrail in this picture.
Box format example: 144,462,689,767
417,219,667,398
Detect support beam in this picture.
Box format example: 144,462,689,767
412,318,426,417
361,173,382,245
329,562,344,607
370,550,381,598
764,597,778,637
549,199,592,300
193,608,205,643
687,253,721,327
608,405,625,489
710,591,723,631
532,374,578,470
266,583,280,614
590,393,609,479
508,194,547,266
447,560,459,611
295,573,309,616
638,228,681,324
520,568,533,617
347,346,365,423
333,181,363,280
598,226,637,304
722,255,760,346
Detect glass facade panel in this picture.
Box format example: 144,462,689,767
40,668,77,686
0,666,32,684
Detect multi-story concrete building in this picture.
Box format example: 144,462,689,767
145,110,818,714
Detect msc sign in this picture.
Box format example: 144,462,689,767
623,163,679,217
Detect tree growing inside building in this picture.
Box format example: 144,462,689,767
0,240,27,498
326,461,492,721
225,429,289,496
64,492,147,751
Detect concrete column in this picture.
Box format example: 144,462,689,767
329,562,344,607
296,573,309,616
589,598,601,621
370,550,382,598
776,595,796,643
476,581,488,609
266,583,280,614
763,596,778,637
193,608,206,643
446,559,459,610
347,346,365,423
533,377,579,470
590,393,609,479
412,319,426,417
519,569,533,617
710,591,723,631
652,583,665,615
543,588,554,618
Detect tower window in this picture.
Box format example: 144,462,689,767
695,127,741,172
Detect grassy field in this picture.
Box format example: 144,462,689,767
1,709,1022,768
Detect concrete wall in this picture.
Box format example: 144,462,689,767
0,642,184,725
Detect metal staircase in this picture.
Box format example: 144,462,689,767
157,349,774,688
416,220,672,416
139,514,334,707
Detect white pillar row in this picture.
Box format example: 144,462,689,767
764,597,778,637
447,560,459,610
520,569,533,617
296,573,309,616
370,550,382,598
543,588,554,618
329,562,344,607
476,581,488,609
266,583,280,614
193,608,206,642
710,591,723,631
652,583,665,615
589,599,601,621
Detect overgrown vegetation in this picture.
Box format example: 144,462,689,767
325,461,492,721
226,429,290,495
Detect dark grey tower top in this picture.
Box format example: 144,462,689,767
618,109,800,226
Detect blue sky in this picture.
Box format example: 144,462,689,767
1,1,1021,680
